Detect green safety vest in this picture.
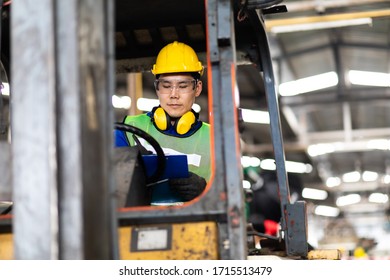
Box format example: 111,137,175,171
123,114,211,181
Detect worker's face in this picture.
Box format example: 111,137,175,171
155,73,202,119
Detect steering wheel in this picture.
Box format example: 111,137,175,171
114,122,166,184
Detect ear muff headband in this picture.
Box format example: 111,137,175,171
151,107,197,135
176,111,196,135
153,107,169,131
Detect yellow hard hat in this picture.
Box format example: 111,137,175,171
151,41,204,76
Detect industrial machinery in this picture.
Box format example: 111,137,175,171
0,0,339,260
113,0,309,260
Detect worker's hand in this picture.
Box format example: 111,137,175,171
169,172,206,201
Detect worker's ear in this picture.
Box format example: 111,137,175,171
195,80,202,97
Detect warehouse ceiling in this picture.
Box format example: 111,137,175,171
261,0,390,230
254,0,390,247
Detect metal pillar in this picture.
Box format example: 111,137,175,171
247,8,308,257
0,142,11,201
208,0,247,259
11,0,115,259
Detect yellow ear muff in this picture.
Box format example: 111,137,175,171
153,107,169,131
176,111,196,135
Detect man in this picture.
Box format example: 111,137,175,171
115,41,210,203
247,170,303,235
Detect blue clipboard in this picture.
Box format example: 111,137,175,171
142,154,189,205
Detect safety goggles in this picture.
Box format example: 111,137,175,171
154,78,198,94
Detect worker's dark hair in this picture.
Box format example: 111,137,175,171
155,72,200,80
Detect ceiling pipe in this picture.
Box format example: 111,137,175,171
265,9,390,32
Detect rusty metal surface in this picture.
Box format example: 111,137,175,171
11,0,59,259
10,0,116,259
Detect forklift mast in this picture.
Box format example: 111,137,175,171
0,0,315,260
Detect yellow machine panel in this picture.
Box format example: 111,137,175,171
308,249,341,260
0,233,13,260
119,221,219,260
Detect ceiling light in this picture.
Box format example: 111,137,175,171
112,95,131,109
368,193,389,204
341,202,384,213
302,188,328,200
279,71,338,96
383,175,390,184
362,171,378,182
260,158,312,174
308,139,390,156
241,108,270,124
326,177,341,188
0,82,9,96
260,159,276,170
342,171,361,183
191,103,201,113
336,194,361,207
241,156,261,168
307,143,336,157
285,161,313,173
269,18,372,34
242,180,251,189
348,70,390,87
314,205,340,217
367,139,390,150
136,97,159,111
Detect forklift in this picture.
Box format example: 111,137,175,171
0,0,339,260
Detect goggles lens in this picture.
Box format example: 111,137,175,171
154,79,197,94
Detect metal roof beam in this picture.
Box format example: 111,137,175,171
285,0,390,13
